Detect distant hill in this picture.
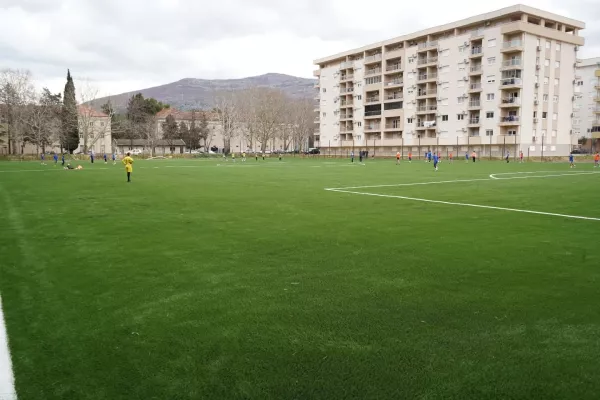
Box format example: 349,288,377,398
94,73,317,111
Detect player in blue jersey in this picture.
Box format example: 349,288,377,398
569,153,575,168
53,153,58,166
433,153,439,171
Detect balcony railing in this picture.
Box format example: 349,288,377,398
386,64,402,71
471,47,483,56
385,79,403,86
500,115,520,123
365,124,381,131
340,101,353,107
502,59,522,67
501,97,521,105
417,89,437,96
418,41,438,49
417,57,438,65
417,105,437,112
468,101,481,107
418,73,438,81
340,74,354,81
365,68,382,76
386,93,403,100
340,61,354,69
470,66,482,73
470,83,482,90
340,87,354,93
366,97,380,103
385,124,402,130
469,118,480,124
365,54,382,63
471,29,485,38
502,40,522,49
365,111,382,117
500,77,522,86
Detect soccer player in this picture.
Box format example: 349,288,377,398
569,153,575,168
449,152,453,163
231,152,236,162
433,152,439,171
61,153,65,167
53,153,58,166
519,151,524,163
396,151,400,164
351,151,354,163
278,152,282,161
262,152,265,161
465,152,469,163
112,152,116,165
437,152,441,163
122,152,134,182
505,150,510,163
242,152,246,162
472,151,477,163
408,151,412,163
104,153,108,164
90,150,94,164
359,151,363,163
40,152,45,165
594,152,599,168
427,150,432,163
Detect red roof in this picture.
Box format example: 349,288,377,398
77,105,109,118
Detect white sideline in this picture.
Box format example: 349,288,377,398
0,296,16,400
489,171,599,180
325,171,600,222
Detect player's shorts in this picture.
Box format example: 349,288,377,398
433,162,438,167
408,157,412,161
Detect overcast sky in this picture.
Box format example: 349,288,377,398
0,0,598,97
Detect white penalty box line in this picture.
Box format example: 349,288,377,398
325,171,600,222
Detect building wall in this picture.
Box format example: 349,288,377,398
575,57,600,138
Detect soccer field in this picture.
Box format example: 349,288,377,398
1,157,599,399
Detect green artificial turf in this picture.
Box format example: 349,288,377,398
0,157,599,399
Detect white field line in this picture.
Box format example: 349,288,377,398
0,296,16,400
325,171,600,222
489,171,599,180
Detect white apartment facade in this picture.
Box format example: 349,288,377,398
574,57,600,139
313,5,585,157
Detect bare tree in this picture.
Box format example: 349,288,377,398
0,69,35,154
239,87,287,153
213,90,239,153
22,88,62,153
76,80,112,153
289,98,315,151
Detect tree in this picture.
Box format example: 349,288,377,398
198,112,210,150
289,98,315,151
0,68,35,154
239,87,287,153
76,80,112,153
162,114,179,153
178,120,190,151
213,90,239,153
22,88,62,153
61,70,79,153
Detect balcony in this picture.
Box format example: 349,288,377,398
385,64,402,73
501,40,523,53
469,66,482,75
364,124,382,131
314,118,320,124
364,54,382,64
593,107,600,114
418,73,438,82
365,96,380,104
500,97,521,107
340,74,354,82
471,29,485,39
313,69,320,77
340,114,353,120
418,41,438,51
470,47,483,57
364,111,382,118
499,115,520,125
417,57,438,66
340,61,354,69
468,117,481,126
365,68,382,77
500,59,522,70
340,87,354,93
384,79,403,88
468,101,481,109
385,93,403,101
500,78,522,89
340,126,354,133
385,123,402,131
416,121,436,130
416,105,437,114
417,89,437,98
339,101,353,107
468,83,482,92
385,47,403,59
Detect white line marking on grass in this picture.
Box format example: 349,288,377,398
489,171,599,180
0,296,17,400
326,178,490,191
326,188,600,221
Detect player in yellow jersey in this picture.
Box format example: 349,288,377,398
122,152,134,183
242,152,246,162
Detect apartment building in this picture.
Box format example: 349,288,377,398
313,5,585,157
574,57,600,139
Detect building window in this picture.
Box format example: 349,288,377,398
442,115,449,121
488,39,496,47
486,111,494,119
537,38,541,46
459,46,465,53
542,112,548,119
544,59,550,67
536,57,540,65
556,43,561,51
533,111,537,118
356,95,362,100
487,75,495,83
407,118,413,123
486,129,493,136
488,57,496,65
457,97,465,104
554,78,559,86
544,76,549,85
553,95,558,103
555,61,560,68
577,81,583,86
543,94,548,102
322,112,326,117
545,41,551,49
487,93,495,101
442,49,450,57
552,113,557,120
322,88,326,93
457,114,465,120
357,122,362,127
508,130,517,136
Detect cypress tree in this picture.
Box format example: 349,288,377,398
62,70,79,153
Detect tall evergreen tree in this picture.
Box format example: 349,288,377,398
61,70,79,153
